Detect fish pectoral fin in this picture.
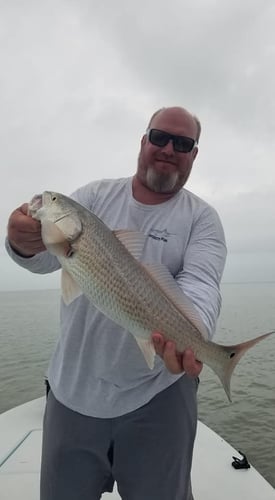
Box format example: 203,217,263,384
113,230,146,260
135,337,156,369
61,269,83,305
143,263,209,341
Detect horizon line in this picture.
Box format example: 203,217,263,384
1,280,275,293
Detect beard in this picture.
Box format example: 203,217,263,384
145,166,180,193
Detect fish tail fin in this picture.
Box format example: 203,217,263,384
213,330,275,402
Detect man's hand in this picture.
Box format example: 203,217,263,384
152,332,203,377
7,203,46,257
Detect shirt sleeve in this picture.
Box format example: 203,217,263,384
175,206,227,339
5,238,61,274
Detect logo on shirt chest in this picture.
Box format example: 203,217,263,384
148,229,174,243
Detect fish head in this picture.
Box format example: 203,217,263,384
29,191,83,257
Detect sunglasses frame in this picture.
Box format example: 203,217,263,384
147,128,197,153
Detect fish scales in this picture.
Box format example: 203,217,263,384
66,218,199,346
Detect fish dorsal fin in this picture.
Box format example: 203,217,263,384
143,263,209,341
135,337,156,369
113,230,146,260
61,269,83,305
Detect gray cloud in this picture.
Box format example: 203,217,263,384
82,1,275,121
1,0,275,289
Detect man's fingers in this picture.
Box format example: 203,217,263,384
152,332,166,357
153,333,183,374
152,332,203,377
21,203,29,216
7,204,45,256
182,349,203,377
163,341,183,374
9,205,41,233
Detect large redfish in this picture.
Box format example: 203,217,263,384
29,191,274,401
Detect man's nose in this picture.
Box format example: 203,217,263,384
160,139,175,154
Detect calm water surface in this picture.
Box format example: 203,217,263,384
0,283,274,487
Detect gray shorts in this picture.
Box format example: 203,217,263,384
40,376,198,500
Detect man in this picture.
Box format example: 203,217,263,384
6,106,227,500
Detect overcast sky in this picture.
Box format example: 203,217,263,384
1,0,275,290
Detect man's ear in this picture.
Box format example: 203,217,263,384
192,146,199,161
141,134,146,146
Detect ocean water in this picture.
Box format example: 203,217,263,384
0,283,275,487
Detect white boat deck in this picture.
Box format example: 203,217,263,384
0,397,274,499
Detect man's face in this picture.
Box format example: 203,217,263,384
137,108,198,194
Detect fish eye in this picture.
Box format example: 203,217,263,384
52,195,57,201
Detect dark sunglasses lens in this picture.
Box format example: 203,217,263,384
149,129,170,147
174,136,195,153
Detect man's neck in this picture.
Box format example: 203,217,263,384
132,175,177,205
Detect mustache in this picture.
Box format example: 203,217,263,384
154,154,176,165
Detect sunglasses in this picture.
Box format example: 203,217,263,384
147,128,197,153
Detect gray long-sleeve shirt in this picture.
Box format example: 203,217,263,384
6,177,227,417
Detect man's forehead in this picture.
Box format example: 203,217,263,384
150,107,196,135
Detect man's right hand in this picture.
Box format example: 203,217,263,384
7,203,46,257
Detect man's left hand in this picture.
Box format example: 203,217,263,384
152,332,203,377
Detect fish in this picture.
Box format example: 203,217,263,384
28,191,275,402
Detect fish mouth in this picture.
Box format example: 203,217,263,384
28,193,43,217
28,191,57,214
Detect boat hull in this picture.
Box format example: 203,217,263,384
0,398,274,499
